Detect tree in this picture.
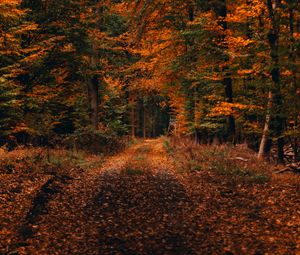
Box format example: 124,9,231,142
0,0,37,144
19,0,130,136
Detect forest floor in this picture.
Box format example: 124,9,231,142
0,138,300,255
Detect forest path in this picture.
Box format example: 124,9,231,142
18,138,300,255
99,137,176,174
23,138,196,255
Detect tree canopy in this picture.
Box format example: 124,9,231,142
0,0,299,162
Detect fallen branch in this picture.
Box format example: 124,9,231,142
274,163,300,174
274,168,291,174
227,157,249,162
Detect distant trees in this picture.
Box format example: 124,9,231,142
128,0,300,162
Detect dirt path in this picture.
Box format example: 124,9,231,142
22,138,195,254
6,138,299,255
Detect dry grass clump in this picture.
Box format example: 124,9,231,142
165,137,272,184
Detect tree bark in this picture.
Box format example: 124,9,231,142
258,91,273,159
288,3,299,162
87,38,99,130
266,0,285,164
87,3,104,130
130,94,136,138
143,98,147,138
216,0,236,144
87,77,99,130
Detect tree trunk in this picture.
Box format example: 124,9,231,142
130,95,136,138
224,77,236,144
143,100,147,138
152,105,156,138
217,0,236,144
258,91,273,159
266,0,285,164
88,77,99,130
288,3,299,162
87,4,103,130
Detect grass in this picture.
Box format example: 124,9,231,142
0,147,103,176
136,145,151,154
163,138,174,155
210,161,270,184
167,137,272,184
121,168,145,176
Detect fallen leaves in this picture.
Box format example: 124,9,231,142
1,139,299,254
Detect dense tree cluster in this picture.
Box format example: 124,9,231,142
0,0,299,162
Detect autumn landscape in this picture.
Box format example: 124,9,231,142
0,0,300,254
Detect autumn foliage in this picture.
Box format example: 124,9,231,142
0,0,300,254
0,0,299,161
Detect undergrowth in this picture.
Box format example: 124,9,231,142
0,147,103,177
164,137,271,184
210,161,270,184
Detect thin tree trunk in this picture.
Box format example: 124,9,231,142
266,0,285,164
152,105,156,138
87,4,103,130
88,77,99,130
143,100,146,138
258,91,273,159
225,77,236,144
187,3,198,142
130,95,136,138
288,4,299,162
87,41,99,130
217,0,236,144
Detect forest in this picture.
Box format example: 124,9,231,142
0,0,299,254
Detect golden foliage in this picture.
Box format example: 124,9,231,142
209,102,262,117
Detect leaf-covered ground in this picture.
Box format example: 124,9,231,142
1,139,299,255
